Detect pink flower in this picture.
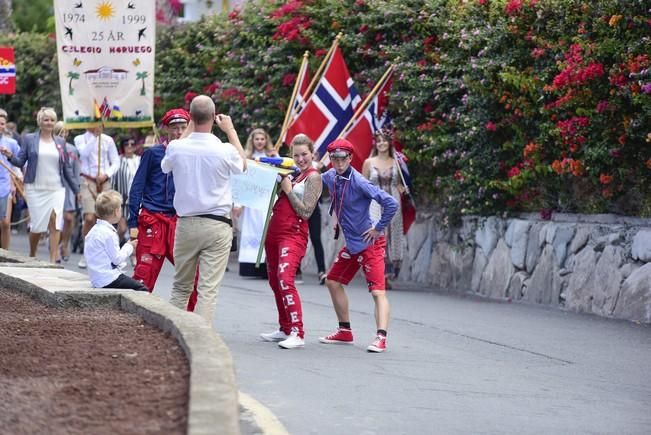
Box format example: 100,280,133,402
485,121,497,132
596,100,609,113
282,73,297,87
505,0,523,15
508,166,521,178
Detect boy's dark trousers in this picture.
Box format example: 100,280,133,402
104,273,149,292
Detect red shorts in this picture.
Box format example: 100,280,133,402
327,237,387,292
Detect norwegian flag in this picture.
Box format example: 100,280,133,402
0,47,16,95
341,68,416,234
340,68,394,171
99,97,112,119
285,46,360,158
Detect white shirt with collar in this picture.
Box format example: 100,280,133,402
161,132,244,217
84,219,134,288
74,131,120,178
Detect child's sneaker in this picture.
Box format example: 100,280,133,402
366,335,387,353
318,328,354,344
278,330,304,349
260,330,289,342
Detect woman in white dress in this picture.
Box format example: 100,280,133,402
0,108,78,263
235,128,276,278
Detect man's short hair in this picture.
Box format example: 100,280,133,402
95,190,123,219
189,95,215,124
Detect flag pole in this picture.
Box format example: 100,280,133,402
274,34,342,151
338,64,395,138
303,33,342,102
273,51,309,152
319,64,395,166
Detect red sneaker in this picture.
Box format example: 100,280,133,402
318,328,354,344
366,335,387,353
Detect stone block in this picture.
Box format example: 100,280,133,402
525,245,560,305
552,225,575,268
471,248,487,293
478,239,515,299
591,245,625,316
507,271,529,301
525,223,545,273
631,229,651,262
474,216,501,258
564,248,598,313
613,263,651,323
569,227,590,254
505,219,530,269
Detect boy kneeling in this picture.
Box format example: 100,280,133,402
85,190,148,291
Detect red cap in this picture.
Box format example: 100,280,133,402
326,138,354,155
161,108,190,126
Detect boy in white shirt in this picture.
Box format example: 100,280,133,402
84,190,147,291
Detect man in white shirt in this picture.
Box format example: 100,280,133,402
161,95,246,322
74,126,119,268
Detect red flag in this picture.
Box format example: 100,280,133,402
99,97,112,118
340,69,394,171
285,46,360,157
0,47,16,95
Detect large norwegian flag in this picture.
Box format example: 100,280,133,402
341,69,394,171
285,46,360,158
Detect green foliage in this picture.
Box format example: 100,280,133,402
11,0,54,33
3,0,650,221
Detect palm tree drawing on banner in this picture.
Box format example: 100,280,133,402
67,71,80,95
136,71,148,96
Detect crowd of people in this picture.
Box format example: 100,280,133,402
0,96,409,353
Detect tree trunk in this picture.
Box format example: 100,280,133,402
0,0,13,33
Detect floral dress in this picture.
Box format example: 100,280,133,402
369,163,404,273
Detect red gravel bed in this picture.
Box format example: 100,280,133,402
0,286,189,435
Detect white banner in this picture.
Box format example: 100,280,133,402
54,0,155,128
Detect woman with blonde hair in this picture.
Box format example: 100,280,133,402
0,108,78,263
236,128,277,277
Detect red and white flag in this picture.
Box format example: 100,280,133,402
285,46,360,158
0,47,16,95
340,68,394,171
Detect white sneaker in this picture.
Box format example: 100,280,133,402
77,257,87,269
278,331,304,349
260,330,289,342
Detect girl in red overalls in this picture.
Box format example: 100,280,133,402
260,134,323,349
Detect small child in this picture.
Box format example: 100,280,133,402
84,190,148,291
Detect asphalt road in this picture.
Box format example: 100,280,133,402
11,231,651,435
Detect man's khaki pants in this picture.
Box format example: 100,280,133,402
170,216,232,323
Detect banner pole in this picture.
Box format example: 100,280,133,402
256,181,278,267
274,51,310,152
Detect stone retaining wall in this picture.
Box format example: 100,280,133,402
301,206,651,323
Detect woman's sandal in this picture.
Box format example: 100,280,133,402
318,272,327,285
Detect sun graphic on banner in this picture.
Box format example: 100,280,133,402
96,1,115,20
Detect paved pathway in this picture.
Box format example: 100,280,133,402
9,232,651,434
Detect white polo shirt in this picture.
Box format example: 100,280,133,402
84,219,134,288
161,132,244,217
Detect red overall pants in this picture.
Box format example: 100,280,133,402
264,171,315,338
132,209,198,311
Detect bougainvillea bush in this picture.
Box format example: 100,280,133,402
3,0,650,222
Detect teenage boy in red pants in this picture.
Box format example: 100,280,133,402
319,139,398,353
128,109,198,310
